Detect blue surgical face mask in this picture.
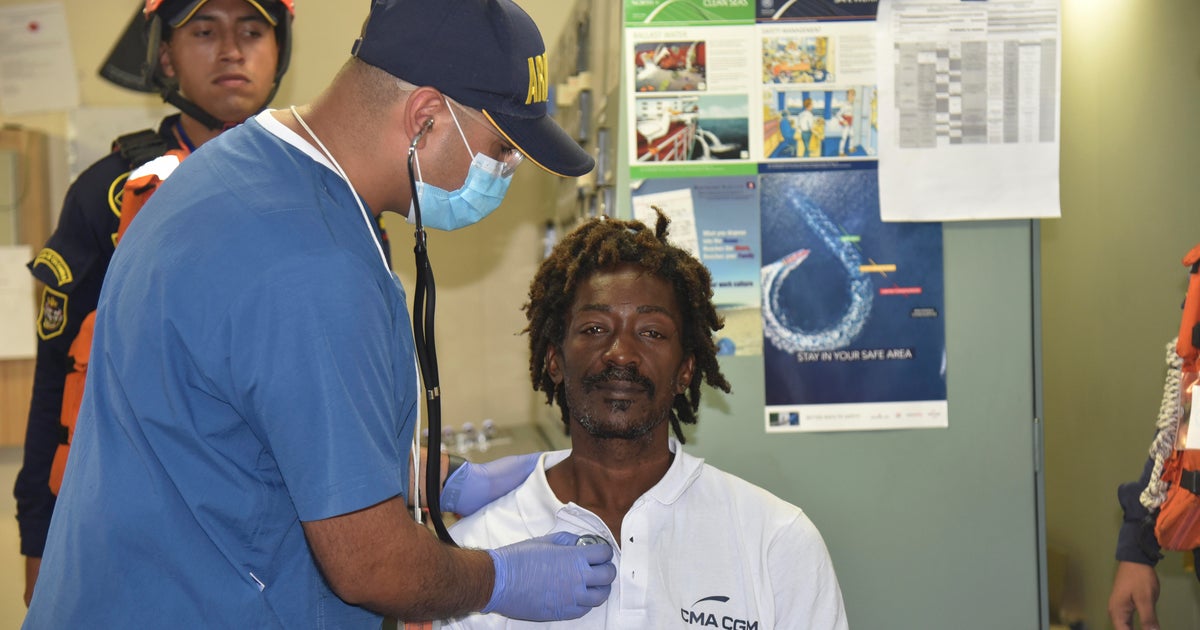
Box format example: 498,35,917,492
409,101,514,231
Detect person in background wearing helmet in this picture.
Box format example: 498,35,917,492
14,0,292,607
22,0,615,628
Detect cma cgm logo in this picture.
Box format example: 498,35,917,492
680,595,759,630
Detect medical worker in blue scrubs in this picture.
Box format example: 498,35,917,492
23,0,615,628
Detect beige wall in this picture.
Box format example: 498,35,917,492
1045,0,1200,627
0,0,576,434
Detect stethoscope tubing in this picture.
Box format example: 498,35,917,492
408,121,456,545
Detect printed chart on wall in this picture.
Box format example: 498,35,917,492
632,176,762,357
760,165,946,432
875,0,1061,220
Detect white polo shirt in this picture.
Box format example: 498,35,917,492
440,440,847,629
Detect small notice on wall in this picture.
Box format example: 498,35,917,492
0,245,35,360
0,2,80,115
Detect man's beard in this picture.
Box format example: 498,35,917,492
567,365,674,440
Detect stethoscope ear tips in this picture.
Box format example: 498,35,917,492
411,118,435,152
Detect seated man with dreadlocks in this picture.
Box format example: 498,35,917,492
439,210,847,629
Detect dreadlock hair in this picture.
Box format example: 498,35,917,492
523,208,732,444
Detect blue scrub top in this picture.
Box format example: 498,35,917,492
25,118,418,629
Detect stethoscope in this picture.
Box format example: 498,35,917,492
403,126,615,552
407,118,457,545
292,108,456,545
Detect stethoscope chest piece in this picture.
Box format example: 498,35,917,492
576,534,610,547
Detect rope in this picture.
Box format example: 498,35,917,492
1141,337,1185,510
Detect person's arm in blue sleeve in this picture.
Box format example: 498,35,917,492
15,152,121,606
1109,455,1163,630
14,341,68,559
1116,455,1161,565
13,338,68,606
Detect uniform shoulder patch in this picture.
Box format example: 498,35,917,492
37,286,68,340
31,248,73,287
108,171,130,218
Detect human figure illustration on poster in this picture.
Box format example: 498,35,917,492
764,87,875,160
797,97,815,157
836,87,857,156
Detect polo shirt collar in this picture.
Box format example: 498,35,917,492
512,438,707,533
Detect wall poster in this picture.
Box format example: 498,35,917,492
759,164,946,432
621,0,949,432
632,176,763,358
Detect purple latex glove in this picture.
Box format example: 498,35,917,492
441,452,540,516
482,532,615,621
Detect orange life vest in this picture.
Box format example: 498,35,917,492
48,147,188,495
1152,243,1200,550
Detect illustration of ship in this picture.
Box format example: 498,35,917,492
636,96,699,162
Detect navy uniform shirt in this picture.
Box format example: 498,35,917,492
14,115,183,557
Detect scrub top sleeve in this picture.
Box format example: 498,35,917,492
229,252,407,522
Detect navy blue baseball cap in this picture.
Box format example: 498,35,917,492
352,0,594,178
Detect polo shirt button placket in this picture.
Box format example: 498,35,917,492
621,511,649,613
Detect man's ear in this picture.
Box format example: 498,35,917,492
675,355,696,394
159,42,175,79
546,345,564,385
403,87,447,150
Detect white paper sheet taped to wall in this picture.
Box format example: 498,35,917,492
0,245,36,360
875,0,1062,221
